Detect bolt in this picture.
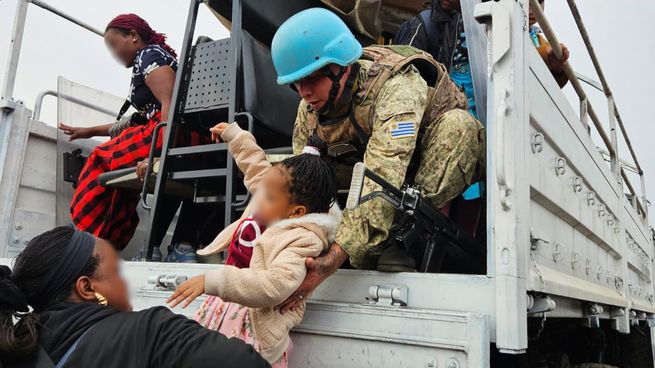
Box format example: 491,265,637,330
573,176,583,193
571,252,580,270
589,304,603,315
446,359,460,368
14,224,22,231
531,133,544,153
555,157,566,176
552,243,563,263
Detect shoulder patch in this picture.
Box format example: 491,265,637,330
389,121,416,139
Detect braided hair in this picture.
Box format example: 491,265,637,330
0,227,99,360
277,154,337,214
106,14,177,58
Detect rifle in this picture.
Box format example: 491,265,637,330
346,162,485,273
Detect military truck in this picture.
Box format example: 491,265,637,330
1,0,653,366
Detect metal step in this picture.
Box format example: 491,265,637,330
194,194,247,204
167,143,228,156
169,168,227,180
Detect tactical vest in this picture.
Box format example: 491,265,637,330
305,45,469,153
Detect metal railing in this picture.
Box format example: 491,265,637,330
2,0,104,102
529,0,648,221
32,90,116,120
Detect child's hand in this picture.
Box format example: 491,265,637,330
167,275,205,308
209,122,230,143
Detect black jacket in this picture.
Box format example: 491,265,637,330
11,302,270,368
395,6,462,70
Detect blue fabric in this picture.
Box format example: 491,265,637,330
529,25,542,47
450,65,477,119
271,8,362,84
450,29,477,119
462,181,485,200
129,45,177,120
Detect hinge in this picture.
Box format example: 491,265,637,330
147,274,188,291
366,284,408,307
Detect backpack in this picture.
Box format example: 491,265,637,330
352,45,468,143
395,10,441,61
305,44,468,151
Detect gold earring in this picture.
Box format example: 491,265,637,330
95,292,108,306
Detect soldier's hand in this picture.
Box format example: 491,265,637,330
210,122,230,143
277,242,348,314
167,275,205,308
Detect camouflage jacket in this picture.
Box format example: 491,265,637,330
292,61,428,268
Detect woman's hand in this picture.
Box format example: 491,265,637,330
209,122,230,143
167,275,206,308
276,242,348,314
59,123,95,141
136,158,159,181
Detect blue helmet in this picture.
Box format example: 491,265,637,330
271,8,363,85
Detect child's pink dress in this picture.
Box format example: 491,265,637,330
195,297,292,367
195,217,291,367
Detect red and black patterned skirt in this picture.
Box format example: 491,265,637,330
70,113,204,249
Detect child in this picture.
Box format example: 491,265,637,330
529,0,570,88
168,122,340,366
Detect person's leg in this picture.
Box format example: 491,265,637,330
415,108,486,272
413,108,485,210
164,201,220,262
377,109,485,272
71,127,155,249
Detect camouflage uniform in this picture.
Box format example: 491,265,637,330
293,48,485,269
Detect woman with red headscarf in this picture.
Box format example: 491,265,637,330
59,14,208,260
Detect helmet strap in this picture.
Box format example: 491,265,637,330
318,66,347,115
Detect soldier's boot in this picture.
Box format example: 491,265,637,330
377,244,417,272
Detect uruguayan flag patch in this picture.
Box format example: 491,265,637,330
389,122,416,139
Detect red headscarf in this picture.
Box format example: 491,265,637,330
106,14,177,59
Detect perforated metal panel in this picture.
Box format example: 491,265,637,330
184,38,232,113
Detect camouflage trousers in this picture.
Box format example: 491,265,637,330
353,109,485,269
413,108,486,208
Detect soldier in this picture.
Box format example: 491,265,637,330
272,8,486,312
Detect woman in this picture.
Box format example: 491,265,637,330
60,14,209,259
0,226,269,367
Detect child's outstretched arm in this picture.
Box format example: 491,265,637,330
167,249,305,310
210,122,271,192
170,228,324,309
167,274,206,308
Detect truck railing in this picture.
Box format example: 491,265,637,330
2,0,104,102
32,90,116,121
529,0,648,221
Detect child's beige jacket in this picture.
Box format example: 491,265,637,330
200,123,340,363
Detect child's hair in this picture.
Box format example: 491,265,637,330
277,154,337,214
